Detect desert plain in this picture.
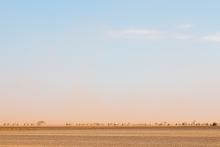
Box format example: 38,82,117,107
0,126,220,147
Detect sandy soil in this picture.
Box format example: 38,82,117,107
0,127,220,147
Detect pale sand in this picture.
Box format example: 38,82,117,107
0,127,220,147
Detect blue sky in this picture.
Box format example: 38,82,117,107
0,0,220,124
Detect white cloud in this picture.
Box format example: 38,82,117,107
176,23,193,29
105,26,220,44
202,34,220,42
107,29,164,40
173,33,194,40
107,28,194,41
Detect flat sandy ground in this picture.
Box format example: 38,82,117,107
0,127,220,147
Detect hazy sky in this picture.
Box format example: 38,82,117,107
1,0,220,124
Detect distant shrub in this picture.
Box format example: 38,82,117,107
212,122,218,126
36,121,46,126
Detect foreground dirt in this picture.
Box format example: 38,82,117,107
0,127,220,147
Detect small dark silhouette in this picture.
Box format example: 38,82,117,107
212,122,218,126
36,121,46,126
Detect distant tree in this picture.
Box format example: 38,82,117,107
36,121,46,126
212,122,218,126
182,122,187,126
65,123,71,126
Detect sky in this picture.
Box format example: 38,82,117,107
0,0,220,124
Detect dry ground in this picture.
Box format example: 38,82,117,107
0,127,220,147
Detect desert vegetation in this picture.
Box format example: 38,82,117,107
1,121,219,128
